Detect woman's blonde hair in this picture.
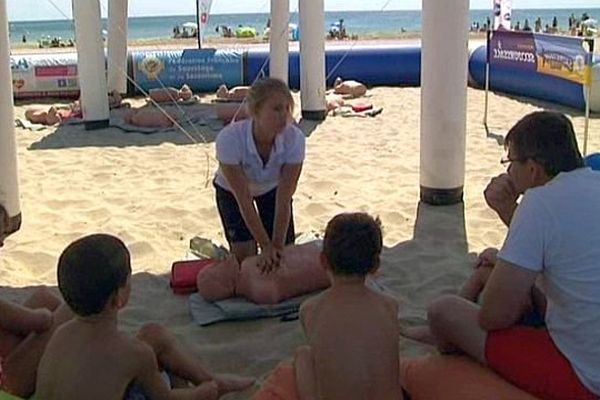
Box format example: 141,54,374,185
247,78,294,115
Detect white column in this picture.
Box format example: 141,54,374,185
0,0,21,231
108,0,128,94
299,0,326,120
420,0,469,205
72,0,110,130
269,0,289,84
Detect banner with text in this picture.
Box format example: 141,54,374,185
131,49,243,93
493,0,512,30
490,30,592,85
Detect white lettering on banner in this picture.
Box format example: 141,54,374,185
492,48,536,63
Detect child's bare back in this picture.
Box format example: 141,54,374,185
293,213,403,400
37,321,159,400
301,285,401,400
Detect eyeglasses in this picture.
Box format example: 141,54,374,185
500,155,537,165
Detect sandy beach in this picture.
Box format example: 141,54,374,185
2,55,599,397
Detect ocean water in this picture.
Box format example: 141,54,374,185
8,8,600,44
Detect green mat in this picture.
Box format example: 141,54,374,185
0,391,25,400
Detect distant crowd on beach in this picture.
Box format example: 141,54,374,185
470,12,598,37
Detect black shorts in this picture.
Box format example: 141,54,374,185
215,182,295,245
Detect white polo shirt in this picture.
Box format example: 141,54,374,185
214,119,305,197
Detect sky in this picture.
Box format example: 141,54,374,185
7,0,600,21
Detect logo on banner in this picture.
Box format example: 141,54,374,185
490,30,592,84
201,12,208,24
138,56,165,80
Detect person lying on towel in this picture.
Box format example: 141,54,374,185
196,241,330,304
294,213,403,400
215,84,250,102
148,84,193,103
333,77,367,98
35,234,254,400
123,107,176,128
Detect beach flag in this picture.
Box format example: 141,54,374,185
197,0,213,47
493,0,512,30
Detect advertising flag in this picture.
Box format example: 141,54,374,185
198,0,213,47
493,0,512,30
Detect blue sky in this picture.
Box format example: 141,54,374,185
7,0,600,21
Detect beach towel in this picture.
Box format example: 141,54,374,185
14,118,48,131
252,361,298,400
109,117,174,134
212,98,245,104
332,105,383,118
188,291,315,326
189,278,391,326
146,95,202,106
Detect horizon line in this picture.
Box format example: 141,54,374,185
8,6,600,23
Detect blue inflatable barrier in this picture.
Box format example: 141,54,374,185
585,153,600,171
10,44,599,114
130,48,244,94
469,45,587,110
245,45,422,89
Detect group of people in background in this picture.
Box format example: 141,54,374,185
470,12,598,37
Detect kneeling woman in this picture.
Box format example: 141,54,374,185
213,78,305,272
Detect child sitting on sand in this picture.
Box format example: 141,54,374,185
36,234,254,400
294,213,403,400
0,204,73,398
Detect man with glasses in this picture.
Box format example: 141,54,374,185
405,111,600,400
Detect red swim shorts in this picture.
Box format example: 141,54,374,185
486,327,597,400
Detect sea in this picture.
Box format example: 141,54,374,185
8,8,600,44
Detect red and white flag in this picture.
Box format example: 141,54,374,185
198,0,213,46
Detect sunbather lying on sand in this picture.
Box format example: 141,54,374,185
326,93,345,111
215,102,250,123
333,77,367,97
123,107,175,128
216,84,250,101
196,241,330,304
25,107,62,125
149,84,193,103
24,91,125,126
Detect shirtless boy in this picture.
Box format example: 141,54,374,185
36,234,253,400
294,213,403,400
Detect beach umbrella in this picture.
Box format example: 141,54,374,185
182,22,199,29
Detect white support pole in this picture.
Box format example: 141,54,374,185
0,0,21,234
72,0,110,130
269,0,289,84
420,0,469,205
299,0,326,120
108,0,128,94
